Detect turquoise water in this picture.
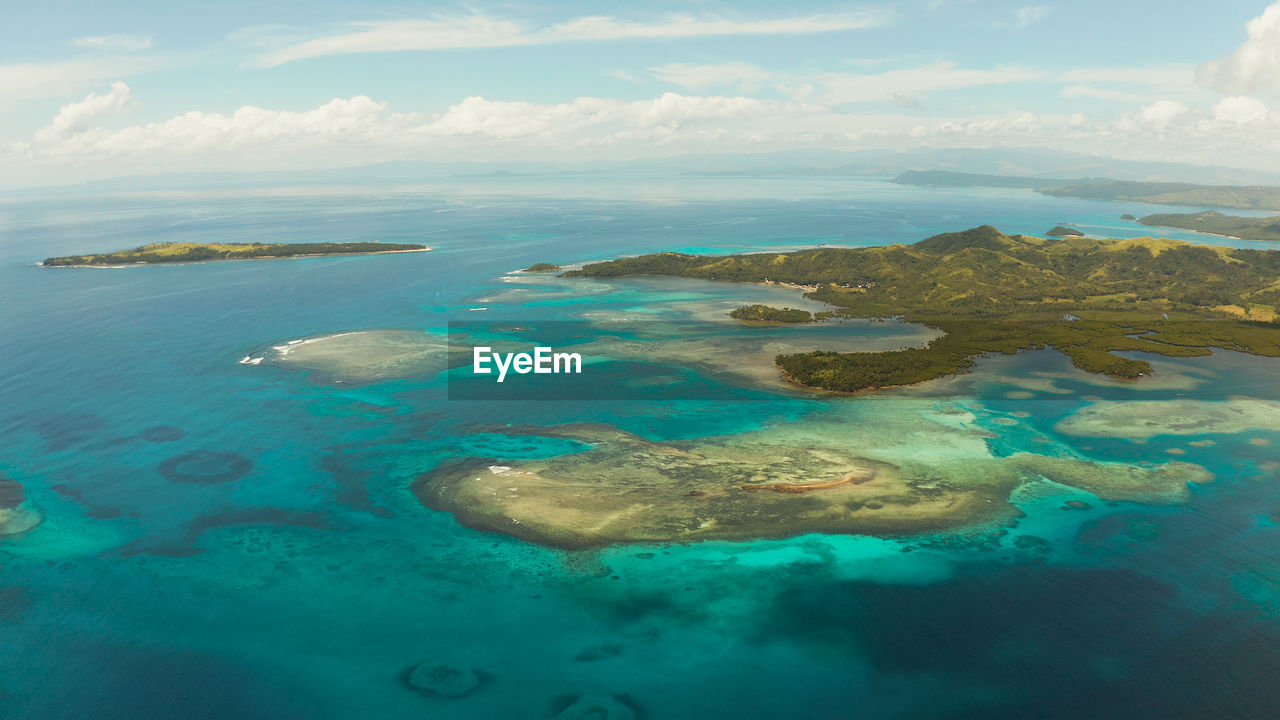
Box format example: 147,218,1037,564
2,177,1280,718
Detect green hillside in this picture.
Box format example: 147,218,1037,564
42,241,427,266
564,226,1280,391
1138,210,1280,242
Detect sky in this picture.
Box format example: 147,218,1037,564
3,0,1280,188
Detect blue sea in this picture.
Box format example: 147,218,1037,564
3,177,1280,719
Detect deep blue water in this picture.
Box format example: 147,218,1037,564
2,177,1280,719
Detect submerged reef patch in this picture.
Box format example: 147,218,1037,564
115,506,334,558
1057,397,1280,439
551,693,641,720
404,663,491,699
0,475,25,508
247,330,448,383
28,412,106,452
140,425,186,443
0,474,41,536
157,451,253,485
416,417,1209,549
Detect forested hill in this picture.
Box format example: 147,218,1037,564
1137,210,1280,242
565,225,1280,315
563,226,1280,391
42,241,427,266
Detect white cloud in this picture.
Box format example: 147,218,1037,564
640,61,1043,105
420,92,820,141
606,69,644,83
1059,66,1193,89
900,101,1280,171
1213,95,1268,124
18,93,413,162
812,62,1043,104
929,111,1044,137
14,88,824,163
638,61,1194,107
12,83,1280,181
647,62,775,91
547,14,885,41
71,34,153,51
1014,6,1052,28
887,93,928,111
250,12,888,66
1136,100,1191,131
1060,85,1145,102
34,81,131,143
0,58,151,102
1055,65,1203,104
1199,2,1280,94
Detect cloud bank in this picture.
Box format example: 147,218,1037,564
34,81,131,144
10,81,1277,175
71,34,153,51
1199,1,1280,94
251,12,888,66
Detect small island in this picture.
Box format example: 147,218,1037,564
1045,225,1084,237
522,263,563,272
1137,210,1280,242
728,304,816,323
42,241,429,267
1121,214,1137,221
564,226,1280,392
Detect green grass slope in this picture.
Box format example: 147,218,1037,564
564,226,1280,391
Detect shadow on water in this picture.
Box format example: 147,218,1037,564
761,562,1280,719
13,642,320,720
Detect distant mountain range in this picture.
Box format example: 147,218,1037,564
9,146,1280,196
892,170,1280,212
680,147,1280,185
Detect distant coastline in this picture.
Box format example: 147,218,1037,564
41,242,430,267
1135,210,1280,242
891,170,1280,212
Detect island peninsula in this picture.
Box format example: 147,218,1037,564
563,226,1280,392
42,241,428,267
1136,210,1280,242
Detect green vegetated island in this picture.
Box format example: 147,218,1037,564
892,170,1280,211
729,304,826,323
1136,210,1280,242
1045,226,1084,237
41,241,428,267
562,226,1280,392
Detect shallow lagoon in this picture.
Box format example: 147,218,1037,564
3,177,1280,718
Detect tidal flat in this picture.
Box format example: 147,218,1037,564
1056,396,1280,438
415,402,1210,549
246,329,449,382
